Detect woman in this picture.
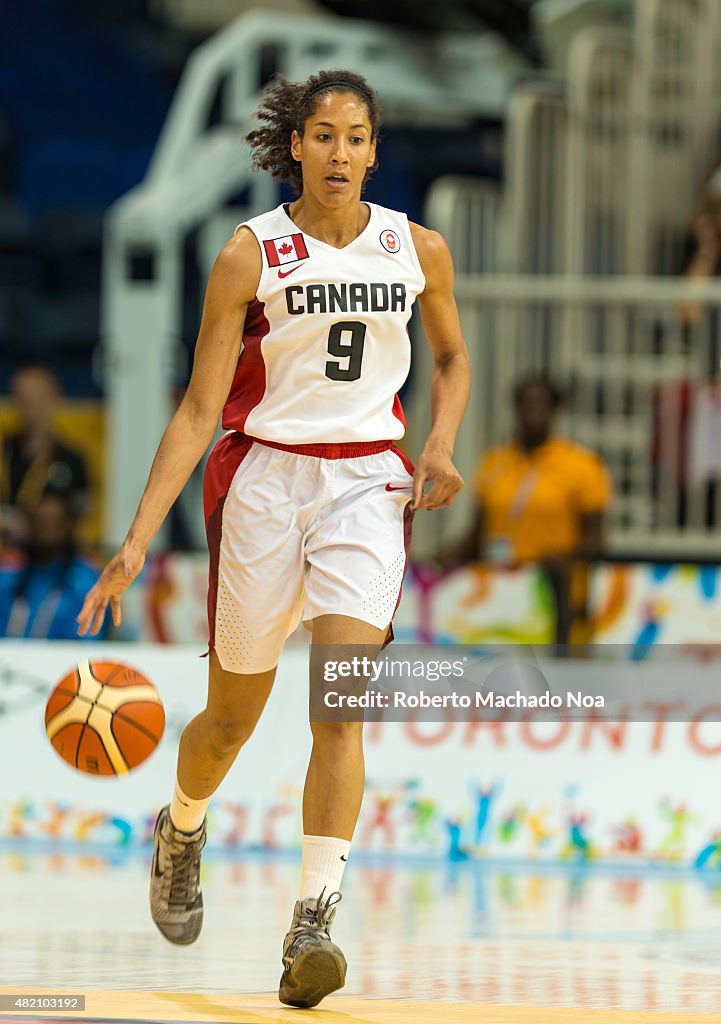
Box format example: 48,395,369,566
448,374,610,645
78,69,470,1007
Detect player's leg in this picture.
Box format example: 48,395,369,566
151,439,308,946
278,450,413,1006
150,651,277,945
298,444,413,860
279,613,386,1009
303,613,385,840
175,649,276,814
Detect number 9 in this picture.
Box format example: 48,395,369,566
325,321,366,382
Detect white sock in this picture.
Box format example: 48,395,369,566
301,834,351,900
169,780,211,834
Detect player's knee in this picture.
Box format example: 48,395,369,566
310,720,363,747
206,714,257,755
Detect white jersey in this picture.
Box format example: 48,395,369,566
222,202,426,444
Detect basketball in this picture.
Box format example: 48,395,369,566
45,660,165,776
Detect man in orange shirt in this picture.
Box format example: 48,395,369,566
448,374,612,644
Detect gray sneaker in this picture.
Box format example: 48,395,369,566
279,889,347,1008
149,805,206,945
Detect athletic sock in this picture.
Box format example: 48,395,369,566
301,834,351,899
169,779,211,835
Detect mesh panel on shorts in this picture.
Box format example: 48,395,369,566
215,574,253,666
362,550,406,623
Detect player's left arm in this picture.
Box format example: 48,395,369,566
410,223,471,510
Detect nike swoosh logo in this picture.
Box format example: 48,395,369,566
340,855,348,862
385,484,410,492
278,265,302,278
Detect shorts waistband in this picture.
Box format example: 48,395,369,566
251,436,393,460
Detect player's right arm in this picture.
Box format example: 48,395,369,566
77,228,261,636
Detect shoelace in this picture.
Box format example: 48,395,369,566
163,834,203,908
295,888,342,937
283,889,342,967
316,888,342,928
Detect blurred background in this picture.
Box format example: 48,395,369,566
2,0,721,651
6,10,721,995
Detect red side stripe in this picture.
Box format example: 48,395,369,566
391,393,407,431
222,299,270,433
203,432,254,647
390,442,415,477
384,498,415,649
382,443,416,646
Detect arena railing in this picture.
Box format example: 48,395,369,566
407,273,721,560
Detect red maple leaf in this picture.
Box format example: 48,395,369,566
278,242,293,255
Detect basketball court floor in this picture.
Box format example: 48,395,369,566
2,848,721,1023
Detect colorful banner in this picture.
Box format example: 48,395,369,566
127,556,721,658
127,558,556,646
394,565,555,645
590,563,721,657
2,640,721,870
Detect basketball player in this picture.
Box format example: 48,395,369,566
78,69,470,1007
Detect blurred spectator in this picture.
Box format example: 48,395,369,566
1,365,89,546
445,374,612,644
655,164,721,524
677,165,721,327
0,492,104,640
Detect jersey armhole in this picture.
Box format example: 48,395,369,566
404,215,427,294
234,223,269,299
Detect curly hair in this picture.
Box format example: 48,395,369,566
246,69,382,195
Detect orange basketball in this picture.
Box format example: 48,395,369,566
45,660,165,776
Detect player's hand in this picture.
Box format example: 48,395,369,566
412,448,463,511
77,541,146,636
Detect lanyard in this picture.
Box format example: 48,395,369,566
507,466,540,521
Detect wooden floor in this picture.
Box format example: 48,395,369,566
0,990,719,1024
3,851,721,1022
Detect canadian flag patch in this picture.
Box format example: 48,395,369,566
263,233,309,267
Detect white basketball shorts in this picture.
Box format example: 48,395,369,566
203,432,415,674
